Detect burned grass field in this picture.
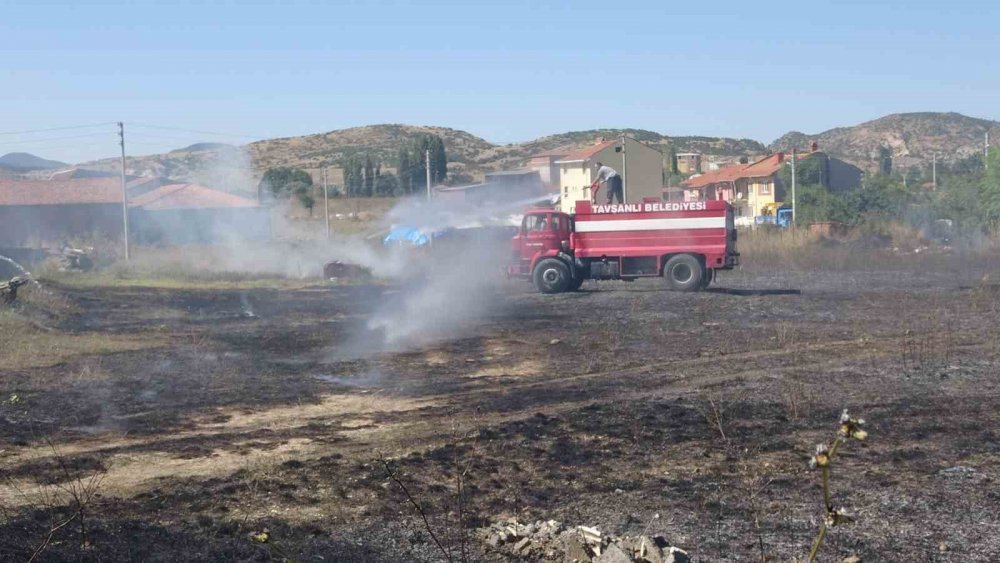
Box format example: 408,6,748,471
1,259,998,562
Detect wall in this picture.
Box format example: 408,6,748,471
0,203,123,247
746,177,777,217
558,138,664,213
131,208,271,244
826,157,863,193
527,156,561,187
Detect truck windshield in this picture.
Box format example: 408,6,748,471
524,215,548,232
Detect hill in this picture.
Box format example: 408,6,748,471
73,112,997,186
0,152,68,172
249,125,762,181
771,112,999,172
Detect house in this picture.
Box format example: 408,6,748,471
682,145,862,220
0,175,268,248
434,169,547,205
555,137,664,214
675,153,702,175
129,183,269,244
525,150,568,189
0,176,127,246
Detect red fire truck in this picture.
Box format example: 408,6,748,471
509,199,738,293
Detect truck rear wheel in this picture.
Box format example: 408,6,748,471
533,258,570,294
701,268,714,289
664,254,703,292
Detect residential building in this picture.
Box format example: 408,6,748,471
681,145,862,219
675,152,702,175
555,137,664,214
434,169,547,205
129,183,269,244
526,150,568,189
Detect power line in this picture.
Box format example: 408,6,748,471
129,122,261,140
0,131,114,147
127,130,241,143
0,122,117,136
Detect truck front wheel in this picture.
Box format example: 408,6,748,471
533,259,570,294
664,254,703,292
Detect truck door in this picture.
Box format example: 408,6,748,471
520,212,560,262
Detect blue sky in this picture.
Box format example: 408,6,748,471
1,0,997,163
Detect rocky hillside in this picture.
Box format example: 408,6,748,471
79,125,766,186
771,112,999,172
74,112,997,186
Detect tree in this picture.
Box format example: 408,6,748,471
259,166,313,200
669,146,679,175
982,147,1000,226
286,181,315,216
375,172,400,196
878,146,893,177
397,134,448,193
397,148,414,194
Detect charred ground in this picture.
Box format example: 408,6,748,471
1,258,998,562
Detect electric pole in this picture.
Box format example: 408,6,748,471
118,122,130,260
322,167,330,240
986,132,991,170
790,148,797,226
620,134,628,202
425,149,432,200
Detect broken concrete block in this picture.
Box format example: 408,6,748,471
563,534,594,563
595,544,632,563
513,537,533,555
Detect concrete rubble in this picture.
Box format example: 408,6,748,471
478,518,690,563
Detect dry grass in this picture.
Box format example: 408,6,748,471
738,222,1000,271
34,245,320,290
0,310,162,370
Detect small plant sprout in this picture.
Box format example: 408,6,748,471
805,409,869,563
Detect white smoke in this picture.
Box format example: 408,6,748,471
332,193,555,357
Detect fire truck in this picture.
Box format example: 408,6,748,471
509,199,738,293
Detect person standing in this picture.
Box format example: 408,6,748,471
591,162,623,204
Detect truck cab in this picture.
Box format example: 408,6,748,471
509,208,573,277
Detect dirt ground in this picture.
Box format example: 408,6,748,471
1,256,998,562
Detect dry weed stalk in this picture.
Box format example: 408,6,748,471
804,409,868,563
377,452,453,563
20,443,108,562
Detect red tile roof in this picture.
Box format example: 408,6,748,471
128,183,259,210
682,153,790,189
555,139,619,163
0,177,123,206
528,148,571,159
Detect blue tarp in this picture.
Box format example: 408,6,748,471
384,226,437,246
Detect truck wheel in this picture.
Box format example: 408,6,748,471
664,254,703,292
533,259,570,294
701,268,714,289
567,276,584,291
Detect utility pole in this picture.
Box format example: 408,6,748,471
118,122,130,260
986,132,991,170
932,154,937,190
425,149,432,200
620,134,628,202
790,148,797,226
322,167,330,240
